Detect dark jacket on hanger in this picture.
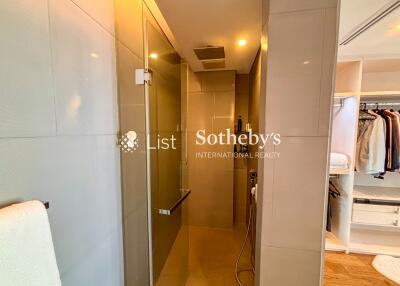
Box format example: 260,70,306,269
383,110,400,170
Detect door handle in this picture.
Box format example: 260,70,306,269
158,189,191,216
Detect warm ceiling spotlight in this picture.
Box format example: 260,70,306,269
90,52,99,59
396,24,400,30
303,60,311,65
149,53,158,59
238,39,247,46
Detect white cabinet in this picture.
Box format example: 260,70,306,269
353,204,400,227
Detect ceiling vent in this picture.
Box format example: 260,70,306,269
340,0,400,46
193,46,225,69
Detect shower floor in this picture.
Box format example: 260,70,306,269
186,225,254,286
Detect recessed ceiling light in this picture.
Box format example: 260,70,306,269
397,24,400,30
90,52,99,59
238,39,247,47
303,60,311,65
149,53,158,59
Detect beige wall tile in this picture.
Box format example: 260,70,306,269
187,92,213,132
187,70,236,228
50,0,118,135
214,91,235,119
318,7,338,136
116,43,145,106
259,1,338,285
188,70,202,93
265,9,326,137
71,0,115,34
234,169,248,224
263,136,329,251
234,74,250,224
0,0,55,137
260,246,322,286
114,0,143,59
200,71,236,92
235,74,250,94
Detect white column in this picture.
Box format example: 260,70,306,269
257,0,339,285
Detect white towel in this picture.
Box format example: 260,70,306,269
330,152,349,169
0,201,61,286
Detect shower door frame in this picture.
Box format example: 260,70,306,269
142,6,188,285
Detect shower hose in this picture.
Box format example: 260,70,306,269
235,194,255,286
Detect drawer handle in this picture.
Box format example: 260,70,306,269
395,208,400,215
393,220,399,227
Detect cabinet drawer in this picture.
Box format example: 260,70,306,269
353,210,399,226
353,203,400,214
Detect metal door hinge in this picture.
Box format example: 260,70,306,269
135,69,152,85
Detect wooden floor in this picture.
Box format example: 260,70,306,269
324,252,399,286
179,228,399,286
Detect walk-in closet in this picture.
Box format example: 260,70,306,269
326,58,400,257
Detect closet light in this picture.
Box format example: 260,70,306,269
150,53,158,59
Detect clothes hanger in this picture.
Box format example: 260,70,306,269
374,102,379,112
359,103,377,119
329,181,341,196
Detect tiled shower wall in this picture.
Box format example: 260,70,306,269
257,0,338,285
0,0,147,285
234,74,249,224
187,69,235,228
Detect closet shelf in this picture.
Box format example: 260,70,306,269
351,223,400,233
330,168,351,175
349,243,400,257
334,92,358,98
353,186,400,202
335,91,400,99
360,91,400,98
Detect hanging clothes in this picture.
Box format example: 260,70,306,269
356,107,400,177
382,110,394,170
394,111,400,170
326,182,340,232
356,110,386,174
387,111,400,170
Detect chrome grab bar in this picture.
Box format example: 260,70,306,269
158,189,191,216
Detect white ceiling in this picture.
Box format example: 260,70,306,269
339,0,400,59
154,0,262,74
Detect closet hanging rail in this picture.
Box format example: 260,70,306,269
360,102,400,107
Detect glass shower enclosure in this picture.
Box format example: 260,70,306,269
118,2,188,284
145,11,189,285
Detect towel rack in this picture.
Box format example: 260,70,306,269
158,189,191,216
42,201,50,209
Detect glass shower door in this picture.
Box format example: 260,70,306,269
144,8,189,286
